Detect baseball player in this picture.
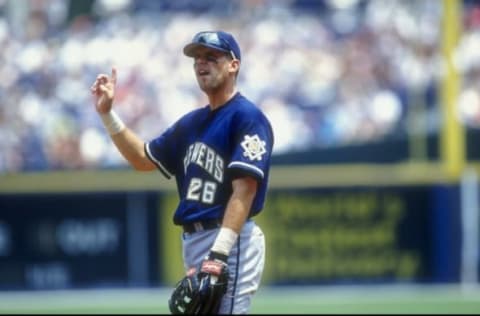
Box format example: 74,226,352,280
90,31,274,314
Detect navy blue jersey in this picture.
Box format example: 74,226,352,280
145,92,274,225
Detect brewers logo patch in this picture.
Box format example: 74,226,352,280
241,134,266,161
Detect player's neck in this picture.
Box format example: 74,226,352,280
207,87,237,111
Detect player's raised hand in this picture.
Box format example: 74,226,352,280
91,67,117,114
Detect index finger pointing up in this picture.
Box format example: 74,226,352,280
111,67,117,85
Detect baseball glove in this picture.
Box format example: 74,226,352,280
169,252,229,315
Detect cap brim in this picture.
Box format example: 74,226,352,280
183,42,230,57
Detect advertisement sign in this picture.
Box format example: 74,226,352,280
256,185,461,285
0,192,160,290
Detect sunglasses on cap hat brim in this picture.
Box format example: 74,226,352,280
183,32,238,60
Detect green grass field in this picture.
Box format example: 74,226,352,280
0,284,479,314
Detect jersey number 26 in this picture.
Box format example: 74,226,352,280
186,177,217,204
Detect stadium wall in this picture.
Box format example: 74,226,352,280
0,162,478,289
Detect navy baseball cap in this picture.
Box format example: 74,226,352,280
183,31,241,61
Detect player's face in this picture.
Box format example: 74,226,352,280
192,47,234,93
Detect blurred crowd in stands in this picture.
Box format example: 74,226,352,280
0,0,478,172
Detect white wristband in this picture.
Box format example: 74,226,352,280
211,227,238,256
100,110,126,135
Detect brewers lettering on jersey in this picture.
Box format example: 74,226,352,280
183,142,224,184
91,30,273,314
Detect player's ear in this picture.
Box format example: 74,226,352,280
228,59,240,75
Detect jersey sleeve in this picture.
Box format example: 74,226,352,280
228,113,274,182
144,125,178,179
